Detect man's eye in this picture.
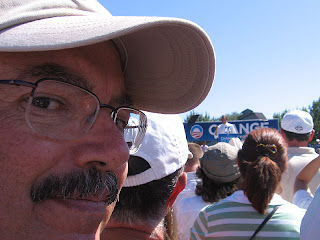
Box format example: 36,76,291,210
32,97,62,110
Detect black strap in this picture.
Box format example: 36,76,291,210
249,205,280,240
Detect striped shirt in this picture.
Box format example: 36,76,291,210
190,191,305,240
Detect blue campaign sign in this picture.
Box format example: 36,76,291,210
184,119,279,142
190,125,204,139
219,134,239,143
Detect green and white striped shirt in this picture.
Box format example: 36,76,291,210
190,190,305,240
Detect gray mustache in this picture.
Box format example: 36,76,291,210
30,167,119,205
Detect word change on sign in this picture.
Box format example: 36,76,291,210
184,119,279,142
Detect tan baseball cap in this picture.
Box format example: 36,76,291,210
201,142,240,183
0,0,215,114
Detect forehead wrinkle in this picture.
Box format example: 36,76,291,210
20,63,93,90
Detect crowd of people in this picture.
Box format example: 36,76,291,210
0,1,319,240
184,110,317,240
101,109,319,240
101,108,319,240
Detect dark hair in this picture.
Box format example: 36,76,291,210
111,156,183,226
195,167,239,203
237,128,287,214
281,129,311,142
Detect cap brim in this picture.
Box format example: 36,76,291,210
0,15,215,113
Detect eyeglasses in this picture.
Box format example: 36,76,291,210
0,78,147,154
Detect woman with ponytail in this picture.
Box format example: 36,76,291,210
191,128,305,239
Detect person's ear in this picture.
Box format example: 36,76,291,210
280,129,285,138
309,130,315,142
166,172,187,209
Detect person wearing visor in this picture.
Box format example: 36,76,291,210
0,0,215,240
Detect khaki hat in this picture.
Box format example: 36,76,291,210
188,143,204,159
201,142,240,183
0,0,215,114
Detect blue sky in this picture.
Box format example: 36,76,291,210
101,0,320,120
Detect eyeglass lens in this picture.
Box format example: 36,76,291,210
25,80,146,154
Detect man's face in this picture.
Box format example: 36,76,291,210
221,116,227,124
0,42,129,239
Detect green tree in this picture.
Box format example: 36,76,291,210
225,112,241,121
273,107,308,122
273,109,290,121
309,97,320,143
210,112,241,121
184,111,242,123
184,110,212,123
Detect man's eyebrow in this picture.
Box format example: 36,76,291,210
22,64,92,90
22,64,134,107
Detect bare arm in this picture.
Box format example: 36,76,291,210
294,155,320,193
214,126,218,136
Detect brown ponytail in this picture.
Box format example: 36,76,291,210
238,128,287,214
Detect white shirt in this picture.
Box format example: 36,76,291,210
216,122,238,136
174,172,198,207
279,147,319,202
175,195,209,240
293,190,314,209
172,172,208,240
201,144,208,152
300,186,320,239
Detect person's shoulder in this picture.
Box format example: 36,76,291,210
288,147,318,156
277,201,306,219
287,150,318,164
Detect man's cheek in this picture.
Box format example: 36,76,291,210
114,162,128,189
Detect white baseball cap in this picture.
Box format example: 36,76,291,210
281,110,314,134
228,137,243,150
0,0,215,114
123,112,189,187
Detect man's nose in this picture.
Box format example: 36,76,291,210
69,109,130,172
